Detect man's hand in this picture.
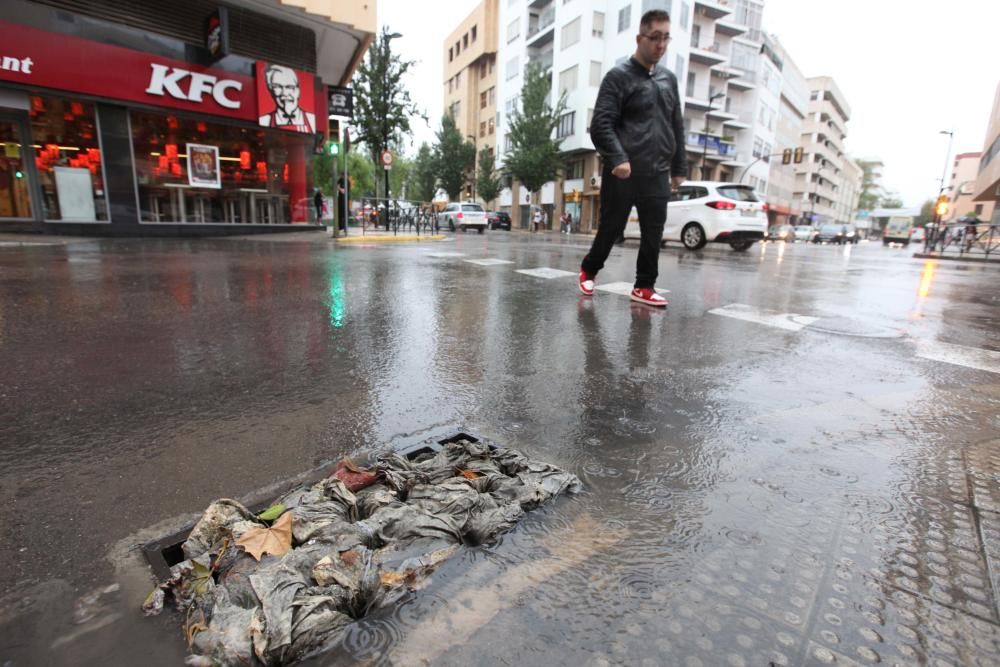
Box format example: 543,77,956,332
611,161,632,179
671,175,685,190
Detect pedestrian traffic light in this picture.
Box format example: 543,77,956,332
782,148,792,165
793,147,804,163
14,169,24,179
328,142,340,156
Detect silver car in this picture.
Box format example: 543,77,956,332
439,202,487,233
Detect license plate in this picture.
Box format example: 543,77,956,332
741,208,758,217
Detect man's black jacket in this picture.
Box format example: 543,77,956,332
590,57,688,178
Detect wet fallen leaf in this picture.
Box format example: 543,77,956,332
185,609,208,648
190,560,214,597
379,569,416,588
256,503,285,522
341,458,363,474
236,512,293,561
340,549,360,567
333,462,380,491
459,469,481,480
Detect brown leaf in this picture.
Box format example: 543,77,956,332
333,463,380,492
459,469,481,480
185,609,208,648
236,512,293,561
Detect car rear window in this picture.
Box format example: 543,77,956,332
461,204,484,212
716,186,759,202
821,225,840,233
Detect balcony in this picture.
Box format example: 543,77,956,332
528,0,552,8
690,42,728,66
526,8,556,45
694,0,733,20
686,132,738,157
527,50,553,72
715,19,747,37
722,152,750,167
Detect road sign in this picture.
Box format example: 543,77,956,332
381,150,393,170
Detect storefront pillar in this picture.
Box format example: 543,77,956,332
96,104,141,233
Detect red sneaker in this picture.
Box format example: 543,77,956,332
630,287,667,307
579,270,595,296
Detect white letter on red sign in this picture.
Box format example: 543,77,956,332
186,73,217,102
146,64,190,100
212,80,242,109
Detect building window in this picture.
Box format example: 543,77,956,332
681,1,690,28
488,118,495,134
489,59,494,74
565,159,584,179
586,108,594,132
28,95,108,221
463,33,469,49
590,61,603,87
456,41,461,55
557,111,576,138
449,47,453,62
593,11,605,38
686,71,696,97
562,17,581,49
481,62,488,79
472,25,477,42
508,18,521,42
559,65,579,95
506,57,519,80
618,5,631,33
131,109,313,223
675,55,685,88
488,87,496,105
456,71,461,86
481,91,488,109
504,133,512,153
480,121,487,137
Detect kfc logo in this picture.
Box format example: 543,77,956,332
256,62,316,133
145,63,242,109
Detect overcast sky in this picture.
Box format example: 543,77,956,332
378,0,1000,207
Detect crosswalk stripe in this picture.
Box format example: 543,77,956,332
709,304,819,332
594,281,669,296
425,252,467,258
516,267,576,279
916,340,1000,375
463,258,515,266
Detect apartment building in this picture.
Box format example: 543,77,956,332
443,0,500,203
973,82,1000,224
836,158,863,228
764,34,808,226
795,76,855,225
950,152,995,222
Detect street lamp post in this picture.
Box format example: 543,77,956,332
467,134,477,202
701,92,725,180
930,129,954,249
382,31,402,230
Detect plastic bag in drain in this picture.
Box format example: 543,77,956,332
144,438,581,666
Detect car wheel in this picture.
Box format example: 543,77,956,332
448,220,455,232
729,241,754,251
461,226,467,233
681,223,707,250
478,226,484,234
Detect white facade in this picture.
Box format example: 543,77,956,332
795,76,854,225
765,33,808,223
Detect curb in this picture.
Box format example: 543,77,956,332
335,234,447,244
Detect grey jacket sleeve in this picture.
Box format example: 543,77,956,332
589,70,629,168
670,74,688,178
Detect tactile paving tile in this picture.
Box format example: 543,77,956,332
975,508,1000,624
965,439,1000,514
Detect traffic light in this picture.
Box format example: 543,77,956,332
328,142,339,156
793,147,804,163
14,169,24,179
935,195,949,218
782,148,792,165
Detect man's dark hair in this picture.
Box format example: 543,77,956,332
640,10,671,29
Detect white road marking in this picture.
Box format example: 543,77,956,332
709,304,820,332
425,252,467,258
594,281,669,296
916,340,1000,375
516,267,577,279
463,258,515,266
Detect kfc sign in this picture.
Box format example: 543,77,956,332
145,64,243,109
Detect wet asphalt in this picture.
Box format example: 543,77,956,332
1,230,999,666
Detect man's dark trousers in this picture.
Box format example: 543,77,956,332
581,168,670,289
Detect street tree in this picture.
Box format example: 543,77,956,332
917,199,935,226
347,150,376,198
351,28,424,200
880,194,904,209
503,62,567,198
856,159,885,211
388,149,414,199
408,143,438,203
476,147,502,207
433,114,475,200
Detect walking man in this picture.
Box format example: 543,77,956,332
579,9,687,307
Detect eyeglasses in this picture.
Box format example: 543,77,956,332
641,33,671,44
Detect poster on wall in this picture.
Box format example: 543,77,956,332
187,143,221,189
255,62,316,133
53,167,97,221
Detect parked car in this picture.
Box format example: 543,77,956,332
767,224,795,242
842,223,860,244
439,202,487,233
910,226,926,243
794,225,817,242
622,181,767,251
487,210,512,231
813,223,848,244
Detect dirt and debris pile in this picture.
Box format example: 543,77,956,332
143,438,580,665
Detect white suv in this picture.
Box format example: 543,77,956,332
439,202,487,233
623,181,768,251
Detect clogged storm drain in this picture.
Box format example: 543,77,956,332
141,436,581,665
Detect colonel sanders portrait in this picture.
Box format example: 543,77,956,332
258,64,316,133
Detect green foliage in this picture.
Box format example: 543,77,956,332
388,150,413,199
880,194,904,209
347,150,376,198
408,143,438,203
918,199,935,225
857,159,884,211
351,28,425,198
433,114,475,200
476,147,502,206
257,503,286,522
503,62,567,195
312,155,335,196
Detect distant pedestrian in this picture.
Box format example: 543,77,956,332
578,9,687,307
313,188,324,222
532,207,543,233
561,211,572,233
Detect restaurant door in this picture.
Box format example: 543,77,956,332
0,109,39,221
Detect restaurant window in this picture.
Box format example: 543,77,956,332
130,111,314,224
28,95,108,221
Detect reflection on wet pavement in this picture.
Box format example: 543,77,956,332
1,235,999,665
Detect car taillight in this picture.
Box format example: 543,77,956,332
457,212,463,219
706,201,736,210
762,203,769,213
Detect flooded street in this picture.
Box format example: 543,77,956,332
1,232,999,665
